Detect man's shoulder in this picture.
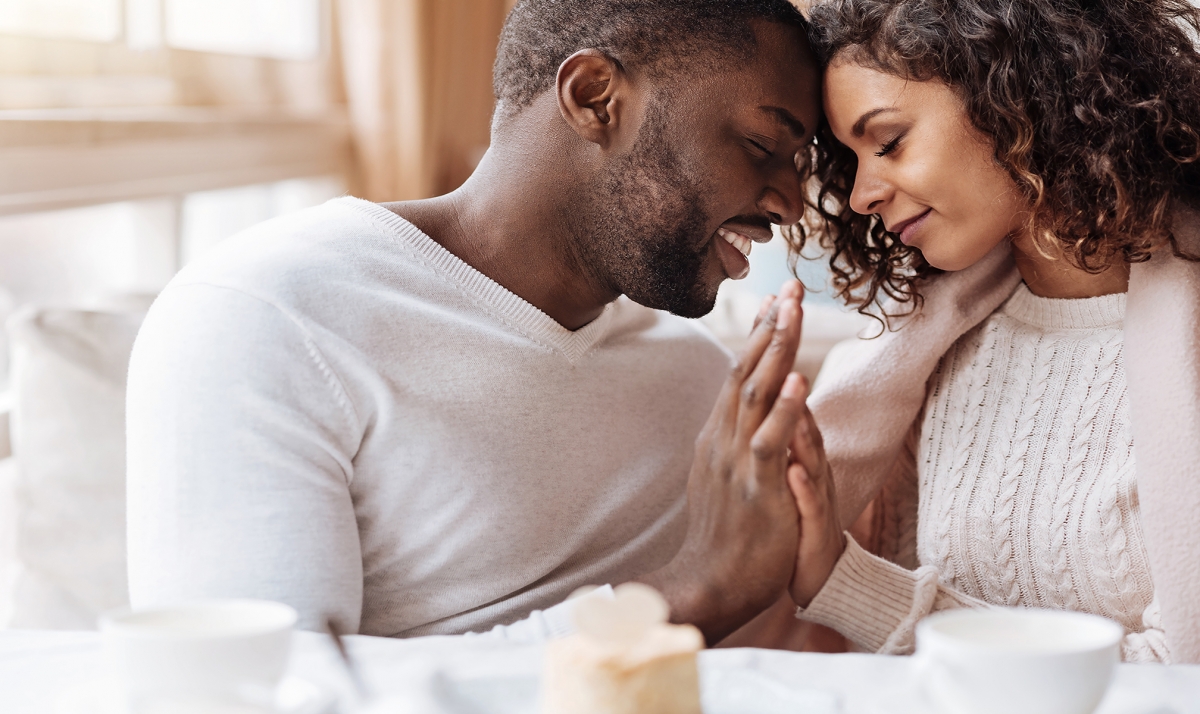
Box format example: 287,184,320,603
171,197,394,293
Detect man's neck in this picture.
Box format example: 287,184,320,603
383,148,618,331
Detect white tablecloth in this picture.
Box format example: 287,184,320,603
2,630,1199,714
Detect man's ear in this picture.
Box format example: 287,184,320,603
556,49,630,149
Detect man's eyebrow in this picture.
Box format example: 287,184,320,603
852,107,900,137
759,106,807,139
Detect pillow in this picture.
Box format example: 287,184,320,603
4,302,149,629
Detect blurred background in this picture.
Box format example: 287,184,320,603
0,0,857,631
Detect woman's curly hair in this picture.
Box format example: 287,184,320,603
790,0,1200,318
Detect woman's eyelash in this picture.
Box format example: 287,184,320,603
875,136,903,157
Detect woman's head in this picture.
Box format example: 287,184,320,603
821,62,1028,272
795,0,1200,313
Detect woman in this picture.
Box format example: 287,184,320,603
781,0,1200,662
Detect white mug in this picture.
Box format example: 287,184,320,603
915,608,1122,714
100,599,298,712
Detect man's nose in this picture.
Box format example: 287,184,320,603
758,165,804,226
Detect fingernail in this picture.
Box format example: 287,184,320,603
776,299,795,330
782,372,801,398
781,281,800,299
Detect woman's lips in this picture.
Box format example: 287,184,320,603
891,208,932,246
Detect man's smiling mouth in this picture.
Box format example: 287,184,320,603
713,219,773,281
717,219,773,258
718,227,754,257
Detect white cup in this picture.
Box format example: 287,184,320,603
100,599,298,713
915,608,1122,714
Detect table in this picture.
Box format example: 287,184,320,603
2,629,1199,713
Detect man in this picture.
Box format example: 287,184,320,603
127,0,821,644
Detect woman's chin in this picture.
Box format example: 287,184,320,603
918,237,1009,273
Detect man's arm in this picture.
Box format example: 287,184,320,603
126,283,364,633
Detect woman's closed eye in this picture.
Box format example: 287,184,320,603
874,134,904,158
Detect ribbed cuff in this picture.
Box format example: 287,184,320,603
795,533,927,653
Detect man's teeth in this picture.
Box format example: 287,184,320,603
718,228,752,258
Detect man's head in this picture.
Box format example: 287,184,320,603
492,1,820,317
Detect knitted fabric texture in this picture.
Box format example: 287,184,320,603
800,285,1170,662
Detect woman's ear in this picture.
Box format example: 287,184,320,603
556,49,629,149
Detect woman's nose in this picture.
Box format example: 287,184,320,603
848,164,890,216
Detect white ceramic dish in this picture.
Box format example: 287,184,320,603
915,608,1122,714
99,599,299,712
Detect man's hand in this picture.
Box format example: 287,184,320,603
787,377,846,609
638,281,807,644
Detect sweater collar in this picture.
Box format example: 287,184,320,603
1001,282,1126,331
347,198,615,364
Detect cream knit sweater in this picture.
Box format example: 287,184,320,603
798,210,1200,663
798,284,1169,662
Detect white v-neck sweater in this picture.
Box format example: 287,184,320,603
800,285,1167,661
125,197,731,637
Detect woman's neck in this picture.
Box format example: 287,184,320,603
1010,232,1130,299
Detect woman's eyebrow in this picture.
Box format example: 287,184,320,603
852,107,900,137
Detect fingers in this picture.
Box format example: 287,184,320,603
786,462,818,519
708,284,797,438
787,375,841,540
750,294,774,332
732,281,802,390
788,377,826,483
735,282,804,444
748,373,805,483
715,295,781,408
788,460,836,544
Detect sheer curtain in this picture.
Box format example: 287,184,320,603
337,0,515,201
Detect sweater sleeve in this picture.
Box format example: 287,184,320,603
799,536,1174,662
1120,597,1172,663
795,534,990,655
126,282,365,633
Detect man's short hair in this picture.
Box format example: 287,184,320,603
493,0,810,120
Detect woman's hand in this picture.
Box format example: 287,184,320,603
638,281,809,644
787,377,847,609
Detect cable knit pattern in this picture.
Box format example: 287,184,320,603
800,283,1165,662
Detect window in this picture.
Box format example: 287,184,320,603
0,0,349,414
0,0,120,43
0,0,322,58
165,0,322,59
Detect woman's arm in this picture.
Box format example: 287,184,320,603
796,532,986,655
788,380,1171,662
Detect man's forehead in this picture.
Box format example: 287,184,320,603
759,105,809,139
660,22,819,133
724,27,821,131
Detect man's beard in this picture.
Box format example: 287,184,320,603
576,104,719,318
